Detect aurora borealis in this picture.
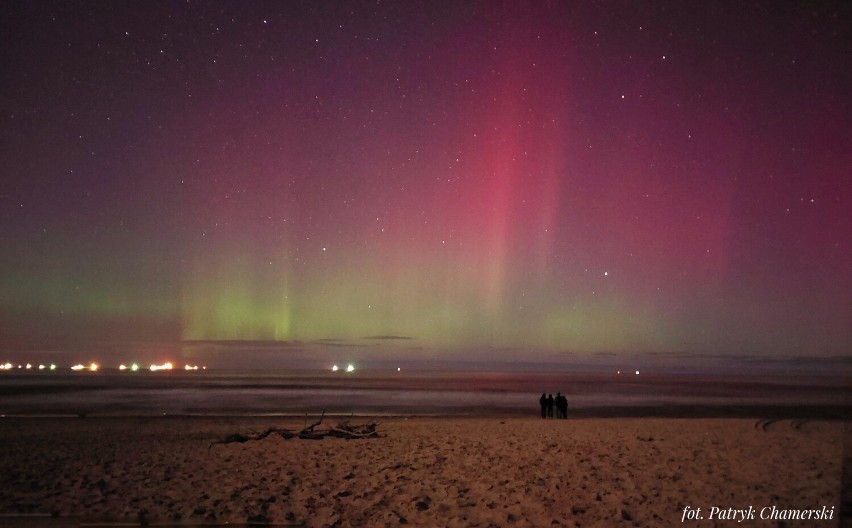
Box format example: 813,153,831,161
0,2,849,368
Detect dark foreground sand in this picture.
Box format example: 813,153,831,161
0,416,846,527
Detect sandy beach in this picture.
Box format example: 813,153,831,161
0,416,846,527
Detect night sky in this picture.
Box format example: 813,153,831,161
1,2,849,368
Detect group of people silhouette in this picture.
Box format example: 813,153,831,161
539,392,568,419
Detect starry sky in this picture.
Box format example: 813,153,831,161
0,1,849,368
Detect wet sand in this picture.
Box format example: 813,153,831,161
0,416,846,527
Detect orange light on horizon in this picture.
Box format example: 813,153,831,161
71,364,85,371
149,361,174,372
89,363,99,372
184,364,199,371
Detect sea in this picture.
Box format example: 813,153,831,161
0,368,849,418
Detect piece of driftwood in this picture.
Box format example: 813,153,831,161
328,419,380,439
211,412,381,447
298,410,327,440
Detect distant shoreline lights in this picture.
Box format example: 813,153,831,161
0,361,206,372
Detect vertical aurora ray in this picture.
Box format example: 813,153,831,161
444,14,574,334
181,253,291,341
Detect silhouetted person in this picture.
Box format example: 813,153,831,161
539,393,547,419
546,394,554,418
556,392,568,419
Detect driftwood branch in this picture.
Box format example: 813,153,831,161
299,410,326,439
211,411,381,447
